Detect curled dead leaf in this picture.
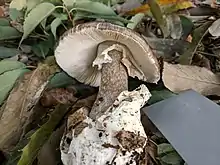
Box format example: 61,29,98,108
40,88,78,107
162,61,220,96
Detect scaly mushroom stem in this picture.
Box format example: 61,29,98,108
89,48,128,120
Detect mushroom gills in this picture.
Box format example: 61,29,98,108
54,22,160,87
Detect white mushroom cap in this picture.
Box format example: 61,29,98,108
55,22,160,87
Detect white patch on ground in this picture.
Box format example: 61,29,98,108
61,84,151,165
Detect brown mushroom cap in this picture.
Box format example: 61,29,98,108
55,22,160,87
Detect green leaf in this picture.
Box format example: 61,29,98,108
0,60,26,74
70,1,116,16
20,2,56,45
48,71,75,89
32,34,55,58
158,143,183,165
41,18,47,30
158,143,176,156
127,13,144,30
0,18,10,26
0,68,29,105
9,8,24,21
148,0,169,37
0,47,20,59
74,11,129,25
148,89,176,105
0,26,21,40
17,104,70,165
51,14,67,39
4,130,35,165
62,0,74,7
178,21,213,64
32,43,49,58
9,0,27,10
179,15,193,40
160,152,183,165
26,0,41,14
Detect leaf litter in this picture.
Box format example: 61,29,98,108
1,0,220,164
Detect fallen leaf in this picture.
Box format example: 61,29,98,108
115,0,142,14
145,140,158,163
143,37,190,61
0,60,58,151
148,0,169,37
166,14,182,39
157,143,183,165
3,130,35,165
148,89,176,105
162,61,220,96
0,6,4,17
178,21,212,64
0,72,32,151
68,94,97,115
40,88,77,107
158,143,175,155
160,152,183,165
19,62,58,116
208,18,220,37
192,53,211,70
124,0,193,15
186,34,192,42
17,104,70,165
37,123,65,165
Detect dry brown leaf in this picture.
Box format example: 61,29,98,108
69,94,97,115
40,88,77,107
192,54,211,70
37,123,65,165
0,72,32,151
162,62,220,96
0,62,58,152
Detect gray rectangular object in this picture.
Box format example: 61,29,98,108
142,90,220,165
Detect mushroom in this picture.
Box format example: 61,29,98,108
55,21,160,165
55,21,160,119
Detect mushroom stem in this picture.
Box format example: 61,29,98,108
89,48,128,120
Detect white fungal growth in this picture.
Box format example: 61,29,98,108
61,84,151,165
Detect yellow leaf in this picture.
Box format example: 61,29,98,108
125,0,193,15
